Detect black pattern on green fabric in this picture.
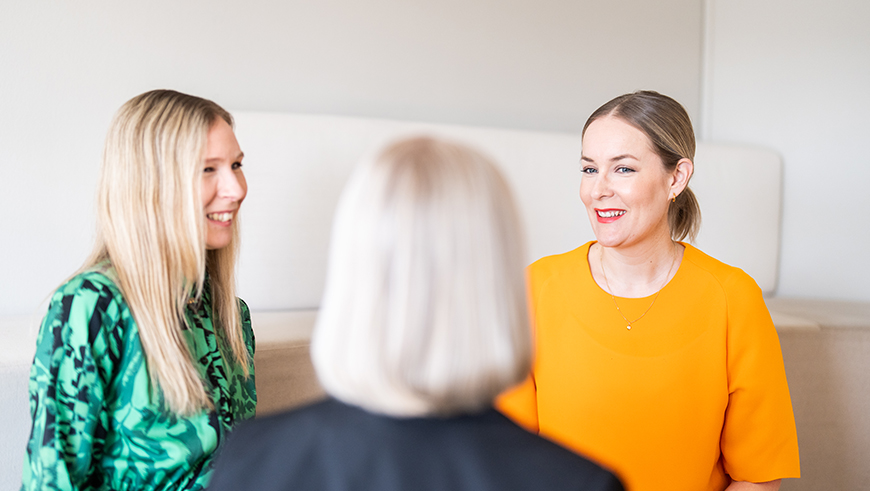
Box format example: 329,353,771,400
21,270,256,490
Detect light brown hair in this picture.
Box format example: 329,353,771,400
582,90,701,241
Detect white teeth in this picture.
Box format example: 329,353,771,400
597,210,625,218
207,212,232,222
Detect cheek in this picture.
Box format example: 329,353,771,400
238,174,248,203
201,180,215,208
579,180,593,206
626,180,661,206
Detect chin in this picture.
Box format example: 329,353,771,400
591,228,623,246
205,226,234,250
595,238,622,248
593,232,636,249
205,237,233,251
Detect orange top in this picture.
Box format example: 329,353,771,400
498,242,800,491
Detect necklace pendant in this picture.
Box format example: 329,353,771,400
627,324,632,330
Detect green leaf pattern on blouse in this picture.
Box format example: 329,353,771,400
21,271,256,490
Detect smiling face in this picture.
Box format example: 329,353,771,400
580,115,681,250
202,118,246,250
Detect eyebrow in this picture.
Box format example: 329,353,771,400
206,151,244,163
580,153,638,163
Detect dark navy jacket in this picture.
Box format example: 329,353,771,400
208,398,623,491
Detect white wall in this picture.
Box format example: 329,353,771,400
0,0,702,316
703,0,870,301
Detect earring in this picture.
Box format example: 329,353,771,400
672,193,677,203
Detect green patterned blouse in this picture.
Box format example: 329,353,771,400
21,270,257,491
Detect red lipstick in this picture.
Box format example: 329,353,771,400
595,208,625,224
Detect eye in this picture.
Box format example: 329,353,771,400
203,166,215,173
580,166,597,175
615,166,635,174
232,161,243,170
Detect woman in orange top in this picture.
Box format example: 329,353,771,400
498,91,800,491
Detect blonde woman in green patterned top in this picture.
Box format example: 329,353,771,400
22,90,256,490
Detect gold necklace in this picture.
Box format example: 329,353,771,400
599,245,677,330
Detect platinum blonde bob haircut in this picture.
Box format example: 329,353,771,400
312,136,531,417
81,89,250,415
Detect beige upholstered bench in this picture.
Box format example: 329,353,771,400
251,310,324,415
766,298,870,491
250,302,870,491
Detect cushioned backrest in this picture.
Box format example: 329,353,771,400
691,144,782,294
232,112,781,309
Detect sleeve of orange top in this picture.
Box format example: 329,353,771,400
495,264,541,433
720,270,800,482
496,372,538,433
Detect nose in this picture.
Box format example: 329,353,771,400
591,172,612,200
217,168,246,202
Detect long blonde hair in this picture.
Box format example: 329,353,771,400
81,89,250,415
312,136,531,417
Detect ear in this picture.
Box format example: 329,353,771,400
670,158,693,197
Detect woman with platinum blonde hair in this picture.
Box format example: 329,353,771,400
209,136,623,491
22,90,256,490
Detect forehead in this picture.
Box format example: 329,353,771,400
581,116,653,158
206,118,241,157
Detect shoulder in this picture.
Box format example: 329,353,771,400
236,297,252,328
483,412,623,489
44,270,130,335
237,297,250,316
235,297,254,348
681,244,762,298
213,399,345,477
529,241,591,276
528,242,592,289
224,398,340,444
53,270,123,303
237,297,252,330
211,399,363,491
40,271,132,345
33,270,133,376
